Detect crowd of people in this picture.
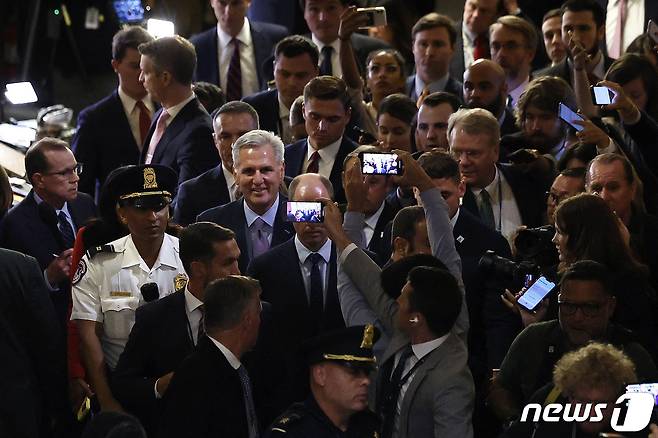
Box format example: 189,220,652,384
2,0,658,437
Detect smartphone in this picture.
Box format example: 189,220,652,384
591,86,614,105
286,201,324,223
558,102,585,132
517,276,556,312
627,383,658,402
648,20,658,44
356,7,387,29
359,152,404,175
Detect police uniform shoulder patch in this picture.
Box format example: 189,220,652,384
269,404,306,434
72,259,87,285
86,244,116,259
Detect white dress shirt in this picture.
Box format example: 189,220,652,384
243,193,280,246
304,137,342,178
222,164,237,202
277,93,292,145
413,73,450,101
508,76,530,107
363,200,386,246
184,287,204,345
217,18,259,98
606,0,645,56
294,235,332,305
117,87,155,147
312,35,342,78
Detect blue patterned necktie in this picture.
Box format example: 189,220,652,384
237,364,259,438
57,210,75,248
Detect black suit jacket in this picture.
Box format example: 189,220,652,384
112,290,195,436
159,336,251,438
190,20,288,90
0,191,96,326
367,200,398,264
461,164,547,229
197,197,294,273
173,164,231,226
405,74,463,102
500,107,520,138
534,54,615,86
242,89,281,136
140,97,219,186
284,137,357,204
71,90,141,198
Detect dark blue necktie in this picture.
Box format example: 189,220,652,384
57,210,75,248
319,46,333,76
237,364,259,438
308,253,324,334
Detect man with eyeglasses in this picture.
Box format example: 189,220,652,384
488,260,658,428
545,168,585,224
0,137,96,330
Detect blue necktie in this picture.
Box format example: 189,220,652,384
57,211,75,248
319,46,333,76
237,364,259,438
381,344,414,438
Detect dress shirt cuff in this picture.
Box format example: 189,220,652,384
339,243,358,264
43,268,60,291
597,137,617,154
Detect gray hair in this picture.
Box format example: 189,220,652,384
447,108,500,148
232,130,285,169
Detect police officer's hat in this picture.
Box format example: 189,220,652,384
304,324,380,371
109,165,177,210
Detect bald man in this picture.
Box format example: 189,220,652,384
463,59,519,137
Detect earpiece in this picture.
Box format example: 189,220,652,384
409,317,419,323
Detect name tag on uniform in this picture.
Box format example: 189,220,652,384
110,291,133,297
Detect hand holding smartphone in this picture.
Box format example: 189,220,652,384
356,7,387,28
558,102,585,132
591,86,615,105
286,201,324,223
359,152,404,175
517,276,556,312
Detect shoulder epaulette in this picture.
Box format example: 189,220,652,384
86,244,116,259
269,404,306,434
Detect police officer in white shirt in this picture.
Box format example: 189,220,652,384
72,164,186,413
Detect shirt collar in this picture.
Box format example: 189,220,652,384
307,137,342,160
184,286,203,313
164,93,195,121
243,193,280,228
121,234,179,269
294,234,332,264
415,73,449,98
311,34,340,53
117,87,154,115
411,333,450,360
33,191,71,218
217,17,252,48
222,163,235,187
450,207,460,228
471,165,500,197
208,336,242,369
364,200,386,230
508,75,530,104
277,92,290,118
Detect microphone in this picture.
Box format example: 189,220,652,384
140,283,159,302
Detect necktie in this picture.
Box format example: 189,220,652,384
308,253,324,334
237,365,260,438
478,189,496,230
226,38,243,101
145,110,170,164
307,151,320,174
196,305,205,345
57,211,75,249
135,100,151,148
319,46,333,76
250,217,271,259
473,34,489,61
609,0,627,58
380,345,414,438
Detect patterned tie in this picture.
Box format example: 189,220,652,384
250,217,271,259
478,189,496,230
237,365,260,438
319,46,333,76
57,211,75,249
307,151,320,174
196,305,205,345
145,110,170,164
473,34,489,61
226,38,243,101
380,344,414,438
135,100,151,148
308,253,324,334
609,0,627,58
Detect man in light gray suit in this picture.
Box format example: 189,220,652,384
322,152,474,438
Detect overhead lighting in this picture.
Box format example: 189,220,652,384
4,82,38,105
147,19,175,38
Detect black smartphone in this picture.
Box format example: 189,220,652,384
356,7,387,28
591,86,614,105
358,152,404,175
286,201,324,223
517,276,556,312
558,102,585,132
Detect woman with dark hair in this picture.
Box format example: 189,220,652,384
556,142,597,172
376,93,417,152
605,53,658,121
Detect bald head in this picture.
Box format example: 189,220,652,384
289,173,334,201
463,59,508,117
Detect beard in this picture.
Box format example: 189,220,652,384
467,95,505,118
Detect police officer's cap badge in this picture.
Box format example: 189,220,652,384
143,167,158,189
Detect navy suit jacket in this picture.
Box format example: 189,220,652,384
242,89,280,136
190,20,288,90
197,197,294,273
71,90,142,198
173,164,231,226
140,97,219,186
284,137,358,204
0,191,96,326
405,75,463,102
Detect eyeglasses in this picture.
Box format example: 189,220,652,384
43,163,84,177
558,300,605,317
546,191,566,204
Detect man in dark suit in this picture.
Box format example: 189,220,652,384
284,76,357,204
198,130,294,273
190,0,287,98
406,13,463,102
247,173,346,409
112,223,240,436
463,59,519,137
139,36,219,186
0,138,96,328
174,101,259,226
160,275,263,438
448,108,548,244
535,0,614,88
0,249,73,438
243,35,319,145
72,26,155,199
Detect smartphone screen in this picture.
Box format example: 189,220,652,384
592,86,613,105
360,152,402,175
558,102,585,132
517,276,556,312
649,20,658,44
286,201,324,223
356,7,387,28
626,383,658,405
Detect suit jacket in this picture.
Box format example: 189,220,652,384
450,22,467,83
190,20,288,90
140,97,219,186
173,164,231,226
366,200,397,265
197,196,294,273
71,90,141,198
159,335,251,438
533,54,615,85
112,290,195,436
284,137,357,204
405,75,463,102
0,249,71,438
461,164,547,229
242,89,281,136
0,191,96,326
500,107,520,138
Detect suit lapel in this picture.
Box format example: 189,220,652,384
141,108,161,163
271,197,294,246
68,196,92,231
172,290,195,350
321,244,341,329
110,91,140,151
284,140,306,177
249,22,265,88
461,189,479,219
233,201,250,270
152,100,197,163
